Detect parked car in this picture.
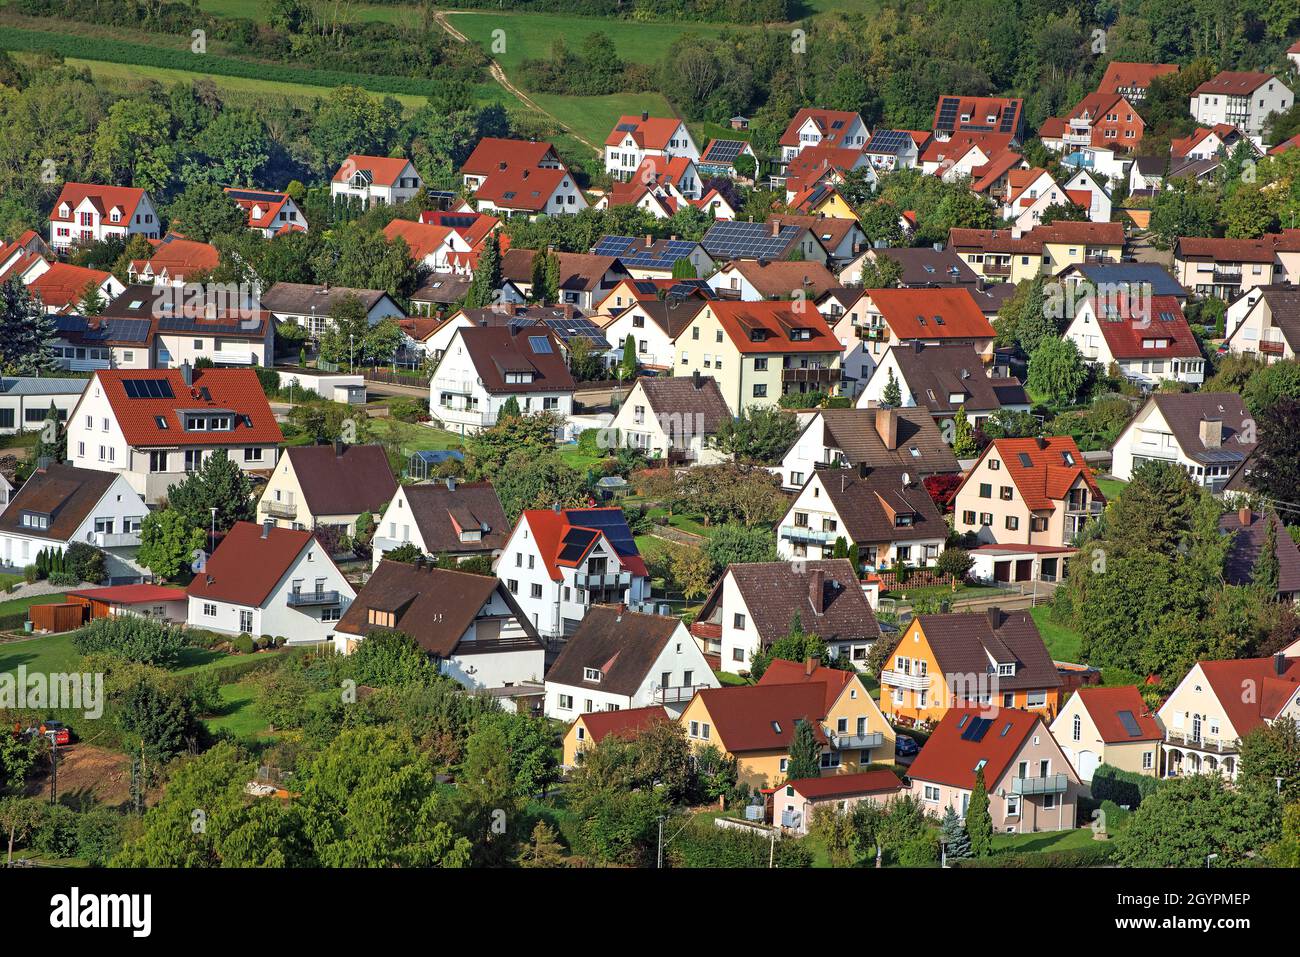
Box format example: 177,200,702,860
24,721,72,745
895,733,919,757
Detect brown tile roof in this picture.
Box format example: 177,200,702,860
1073,685,1162,743
808,467,946,546
1097,62,1179,95
335,559,541,657
947,227,1042,255
910,608,1062,694
400,480,508,556
453,326,576,396
889,342,1028,415
1193,71,1276,95
779,108,865,148
908,706,1047,790
501,249,628,293
1219,508,1300,596
815,408,961,475
1028,220,1126,246
693,683,831,752
547,604,683,697
632,374,731,435
285,444,397,517
767,214,861,253
187,521,323,608
461,137,562,176
1173,235,1285,264
700,559,878,647
720,259,840,300
261,283,396,316
0,464,118,541
1148,392,1256,465
577,705,670,743
785,768,903,800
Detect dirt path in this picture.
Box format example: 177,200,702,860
433,12,601,154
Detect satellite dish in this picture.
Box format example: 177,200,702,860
900,472,911,488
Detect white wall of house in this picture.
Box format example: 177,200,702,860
429,329,574,435
0,388,84,436
329,162,423,205
50,194,160,251
1189,77,1292,136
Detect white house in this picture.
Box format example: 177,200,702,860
48,183,160,252
187,521,355,645
224,188,309,238
608,373,732,466
1223,284,1300,362
1063,294,1205,387
494,506,650,639
259,283,405,341
0,464,147,583
429,326,575,436
329,155,423,206
544,605,718,718
1109,392,1255,492
333,559,545,691
778,108,870,162
604,113,700,180
1189,72,1293,138
0,377,86,436
370,479,509,570
27,263,124,315
1060,168,1113,223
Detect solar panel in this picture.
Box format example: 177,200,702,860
124,378,174,399
867,129,911,154
702,140,745,164
558,527,598,563
1117,710,1143,737
123,380,139,398
225,188,278,202
999,105,1018,134
964,717,992,742
566,508,639,561
936,97,960,130
702,221,801,260
527,335,552,354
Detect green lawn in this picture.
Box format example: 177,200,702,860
1030,605,1082,662
0,625,78,676
556,442,608,474
881,582,1001,604
367,419,464,458
990,825,1100,855
198,0,419,23
205,681,269,739
529,90,679,151
1095,477,1127,502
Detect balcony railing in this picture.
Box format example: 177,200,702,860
262,500,297,520
577,571,632,589
286,589,341,607
782,366,839,384
88,530,140,548
828,730,885,750
1165,729,1240,753
1011,773,1069,795
881,669,931,691
1065,501,1104,516
655,684,711,705
854,326,885,340
983,261,1012,276
433,377,478,395
780,524,837,544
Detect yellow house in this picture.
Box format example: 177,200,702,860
880,609,1063,726
675,301,842,415
679,658,894,790
1033,220,1125,274
799,187,858,221
1049,685,1163,783
561,705,670,768
257,442,397,535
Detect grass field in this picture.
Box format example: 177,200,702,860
531,91,678,151
1030,604,1082,662
197,0,419,23
1096,477,1127,502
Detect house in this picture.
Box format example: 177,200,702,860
691,559,878,672
674,300,842,413
461,138,567,189
862,129,921,170
1050,685,1163,783
947,228,1045,284
908,706,1080,832
857,342,1031,431
589,235,714,281
700,220,829,266
1053,92,1148,152
0,377,85,436
777,406,960,491
790,184,859,220
1170,123,1253,162
329,155,423,205
1097,61,1178,101
780,146,875,201
775,770,905,834
697,138,758,180
224,188,308,238
97,284,274,369
67,365,283,504
48,183,160,251
257,442,396,536
127,234,221,287
932,95,1025,142
695,187,738,221
408,277,473,319
840,246,978,288
777,466,946,570
779,108,870,162
1291,40,1300,73
843,287,996,385
604,113,699,180
1110,392,1256,490
609,373,731,466
500,249,630,311
1057,144,1132,185
1158,654,1300,779
0,464,147,582
1058,168,1113,223
1220,506,1300,602
921,131,1020,180
765,215,865,266
967,543,1077,587
598,155,704,209
429,325,574,435
1189,72,1293,137
596,282,712,372
1223,284,1300,361
370,479,509,570
333,559,543,688
679,660,893,789
1173,235,1290,299
1057,261,1187,305
187,520,354,643
49,315,153,372
1001,167,1073,232
1063,294,1205,387
382,219,473,273
708,259,840,303
28,264,124,314
494,507,650,640
471,163,588,219
260,283,405,340
66,583,188,623
952,436,1103,546
562,705,670,769
544,604,718,719
0,230,48,283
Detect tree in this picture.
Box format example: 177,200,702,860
115,676,203,764
966,767,992,857
1,797,42,867
0,279,57,374
92,98,176,194
165,182,247,241
704,524,777,571
137,509,208,581
882,368,902,407
618,333,638,381
32,402,65,465
464,233,502,308
940,805,971,861
714,405,798,464
78,281,106,317
1148,182,1220,250
1253,511,1281,595
1114,774,1279,867
857,255,904,289
1250,398,1300,505
1027,338,1087,404
1238,716,1300,804
951,405,977,457
785,719,822,782
493,452,589,524
516,821,566,868
464,411,564,479
165,449,256,534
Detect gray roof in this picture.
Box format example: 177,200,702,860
1219,508,1300,596
813,466,946,547
871,247,978,286
912,608,1062,692
811,408,961,475
546,604,682,696
1067,262,1187,299
890,342,1030,415
1148,392,1255,465
0,377,88,397
261,283,395,316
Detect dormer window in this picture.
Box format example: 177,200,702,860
20,512,49,530
368,609,396,628
894,513,915,528
583,667,602,683
997,663,1016,677
504,372,534,385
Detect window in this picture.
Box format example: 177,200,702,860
732,648,744,662
1006,795,1021,816
558,694,573,711
962,510,976,525
733,613,746,629
1005,516,1019,531
1142,751,1153,770
978,483,992,498
752,384,767,398
922,785,940,802
1026,690,1047,708
1072,714,1081,741
583,667,602,683
202,603,216,617
530,583,543,599
321,607,341,622
507,579,518,594
239,610,254,632
979,512,993,526
999,486,1013,501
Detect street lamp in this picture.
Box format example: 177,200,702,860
210,507,217,554
1206,853,1219,867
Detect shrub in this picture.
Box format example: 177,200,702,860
232,633,256,655
48,571,80,587
64,542,106,584
70,616,189,667
951,842,1116,868
1090,763,1160,809
23,564,38,584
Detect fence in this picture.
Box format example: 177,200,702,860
873,569,958,591
361,366,428,387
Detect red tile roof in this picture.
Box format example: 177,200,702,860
29,263,112,310
331,155,412,187
1089,294,1200,359
757,658,857,712
779,108,864,148
1097,61,1178,96
382,219,458,262
920,131,1016,167
129,234,220,282
783,146,865,193
1197,657,1300,735
187,521,319,607
418,210,500,249
1170,124,1239,157
706,301,840,355
785,769,903,800
971,436,1101,511
908,706,1046,790
223,188,293,230
1193,71,1276,95
461,138,561,176
867,287,995,340
67,584,187,605
518,507,648,580
693,683,831,752
50,183,148,222
605,115,684,150
932,96,1023,136
95,367,283,448
1073,686,1162,743
1270,133,1300,156
578,706,670,744
472,165,571,212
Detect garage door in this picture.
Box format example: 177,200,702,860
1077,750,1099,781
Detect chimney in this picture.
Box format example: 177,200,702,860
498,161,507,171
912,339,922,354
1275,653,1287,676
857,462,869,479
522,168,530,180
261,519,273,539
1034,435,1047,450
986,606,1003,630
804,655,818,676
692,369,701,389
771,219,781,237
334,438,345,457
180,361,193,387
641,111,649,122
645,233,653,248
808,567,825,616
446,476,457,492
875,406,898,450
1200,418,1223,448
1239,506,1252,527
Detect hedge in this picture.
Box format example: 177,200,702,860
952,842,1116,868
1090,763,1160,809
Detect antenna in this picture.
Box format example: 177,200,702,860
900,472,911,489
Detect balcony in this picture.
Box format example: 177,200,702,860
88,530,140,548
1011,773,1069,796
780,524,837,544
828,730,885,750
433,377,478,396
881,669,931,691
262,500,297,520
983,261,1012,276
1065,501,1104,516
782,366,839,385
286,589,342,607
577,570,632,589
854,325,885,341
1165,729,1240,753
655,684,711,705
1211,269,1243,285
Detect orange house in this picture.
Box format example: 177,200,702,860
880,608,1062,726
